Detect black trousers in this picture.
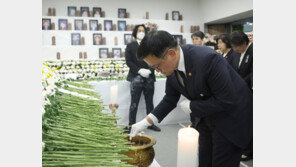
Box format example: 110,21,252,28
195,118,242,167
128,75,154,125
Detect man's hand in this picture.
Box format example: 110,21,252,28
129,117,152,140
138,68,151,78
180,99,192,115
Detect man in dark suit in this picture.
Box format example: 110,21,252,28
230,31,253,161
124,24,161,133
129,30,253,167
231,31,253,90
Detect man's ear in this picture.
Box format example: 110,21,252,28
167,49,177,60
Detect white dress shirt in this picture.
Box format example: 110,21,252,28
177,47,186,74
176,47,186,86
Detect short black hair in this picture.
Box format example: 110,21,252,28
191,31,205,39
137,30,178,60
216,33,232,48
132,24,148,38
230,31,249,46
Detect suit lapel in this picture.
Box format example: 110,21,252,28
238,43,252,71
181,45,194,100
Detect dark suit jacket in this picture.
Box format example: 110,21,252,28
125,41,155,82
223,48,239,65
151,44,253,149
232,43,253,89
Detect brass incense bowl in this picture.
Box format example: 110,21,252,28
123,135,156,167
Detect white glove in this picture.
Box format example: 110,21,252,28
138,68,151,78
180,99,192,115
129,117,152,140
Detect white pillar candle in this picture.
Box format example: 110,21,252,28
110,85,118,104
177,126,199,167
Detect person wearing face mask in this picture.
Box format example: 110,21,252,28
216,33,240,65
123,24,161,133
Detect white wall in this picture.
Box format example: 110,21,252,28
42,0,201,23
198,0,253,24
42,0,253,60
42,0,203,60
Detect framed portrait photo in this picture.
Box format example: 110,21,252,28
124,34,134,45
42,18,51,30
118,8,127,18
104,20,113,31
74,19,83,30
58,19,68,30
80,7,89,17
93,7,102,17
172,11,180,21
172,35,183,45
68,6,77,16
71,33,81,45
89,20,98,31
99,48,109,58
118,20,126,31
93,33,103,45
112,48,122,58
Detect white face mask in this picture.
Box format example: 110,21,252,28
137,32,145,40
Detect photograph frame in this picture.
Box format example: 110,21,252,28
99,48,109,58
118,20,126,31
71,33,81,45
172,35,183,45
93,7,102,17
68,6,77,17
112,48,122,58
58,19,68,30
93,33,103,45
118,8,127,18
124,34,134,45
104,20,113,31
74,19,84,30
89,20,98,31
42,18,51,30
80,7,90,17
172,11,180,21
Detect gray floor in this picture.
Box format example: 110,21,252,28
144,123,253,167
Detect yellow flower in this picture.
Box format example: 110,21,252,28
105,63,109,66
56,66,59,70
93,66,96,69
75,68,78,71
116,65,121,69
83,63,87,66
43,62,48,66
42,70,45,73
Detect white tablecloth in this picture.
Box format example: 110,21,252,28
150,159,161,167
88,78,190,125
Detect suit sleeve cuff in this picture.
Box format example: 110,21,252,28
148,113,159,124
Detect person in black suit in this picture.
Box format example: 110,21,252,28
230,31,253,161
216,33,240,65
129,30,253,167
124,24,161,133
230,31,253,90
